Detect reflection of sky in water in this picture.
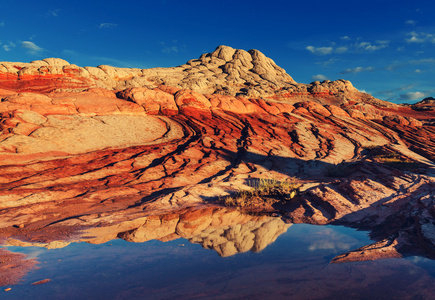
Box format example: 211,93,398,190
3,224,435,299
307,227,357,251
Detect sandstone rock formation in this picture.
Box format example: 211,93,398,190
1,46,435,276
407,97,435,112
0,45,379,103
0,46,295,97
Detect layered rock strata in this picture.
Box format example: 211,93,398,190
0,46,435,268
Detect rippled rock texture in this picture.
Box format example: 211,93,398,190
1,46,435,272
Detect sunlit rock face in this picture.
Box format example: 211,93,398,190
0,45,373,102
0,46,435,263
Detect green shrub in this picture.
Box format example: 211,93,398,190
221,178,300,209
365,146,426,172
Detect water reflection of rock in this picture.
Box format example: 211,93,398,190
0,207,290,286
189,219,289,257
3,206,290,258
117,207,291,257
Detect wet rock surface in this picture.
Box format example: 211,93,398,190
0,248,37,286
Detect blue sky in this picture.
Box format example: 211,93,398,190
1,0,434,103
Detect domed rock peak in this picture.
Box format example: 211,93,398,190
0,45,297,97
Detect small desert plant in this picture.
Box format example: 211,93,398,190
221,177,301,209
253,178,300,199
365,146,426,172
376,156,425,172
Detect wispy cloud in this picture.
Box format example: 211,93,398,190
99,23,118,29
47,9,60,17
399,91,426,101
3,42,16,51
61,49,142,68
383,58,435,71
311,74,329,81
21,41,44,55
307,228,352,252
308,240,351,251
335,46,348,53
314,58,339,67
0,21,4,27
340,66,374,74
377,85,415,96
162,46,179,54
410,58,435,64
356,40,389,51
406,31,435,43
406,20,417,26
306,39,388,55
306,46,333,55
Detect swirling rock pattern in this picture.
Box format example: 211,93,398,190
0,46,435,264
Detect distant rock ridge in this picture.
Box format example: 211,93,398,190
0,45,376,103
408,97,435,111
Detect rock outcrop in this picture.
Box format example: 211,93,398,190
408,97,435,111
0,46,295,97
0,45,378,103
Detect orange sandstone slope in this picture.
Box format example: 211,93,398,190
0,45,435,263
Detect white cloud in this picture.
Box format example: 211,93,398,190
356,40,389,51
3,42,15,51
406,31,435,43
406,32,424,43
335,46,348,53
0,21,4,27
415,69,423,73
406,20,417,26
21,41,44,55
311,74,329,81
306,46,333,55
307,39,388,56
410,58,435,64
340,66,374,74
99,23,118,29
399,91,426,100
340,36,351,40
305,46,349,55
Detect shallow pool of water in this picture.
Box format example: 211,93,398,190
3,224,435,299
